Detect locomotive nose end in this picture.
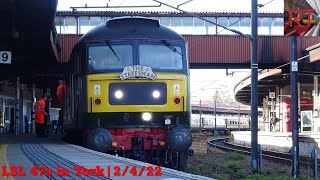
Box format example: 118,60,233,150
167,125,192,152
87,128,112,152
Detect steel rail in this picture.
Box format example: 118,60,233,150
208,138,318,168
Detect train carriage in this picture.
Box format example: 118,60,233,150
63,17,192,170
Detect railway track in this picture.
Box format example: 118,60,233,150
21,144,110,180
208,138,319,168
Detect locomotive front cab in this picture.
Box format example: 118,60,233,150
71,17,193,170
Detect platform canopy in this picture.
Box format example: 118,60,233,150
0,0,63,86
234,42,320,106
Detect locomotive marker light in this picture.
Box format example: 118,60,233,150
165,117,171,125
142,112,152,121
173,97,181,105
152,90,161,98
94,98,102,106
115,90,123,99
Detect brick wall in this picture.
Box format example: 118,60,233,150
191,132,211,155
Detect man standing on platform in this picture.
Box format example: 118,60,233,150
56,80,66,108
35,94,48,137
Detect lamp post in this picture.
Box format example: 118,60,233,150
199,99,202,130
213,90,219,136
238,103,241,131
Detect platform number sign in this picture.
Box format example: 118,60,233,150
0,51,12,64
291,61,298,71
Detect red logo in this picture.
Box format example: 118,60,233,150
289,9,316,28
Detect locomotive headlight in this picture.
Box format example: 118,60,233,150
152,90,160,98
115,90,123,99
142,112,152,121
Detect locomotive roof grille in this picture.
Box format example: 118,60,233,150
106,16,160,28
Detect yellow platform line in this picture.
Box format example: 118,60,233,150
0,144,14,180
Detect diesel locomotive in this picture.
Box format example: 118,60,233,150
63,17,193,170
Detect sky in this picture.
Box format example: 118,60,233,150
56,0,282,103
190,69,251,103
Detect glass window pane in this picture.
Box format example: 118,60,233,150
229,17,239,28
272,18,284,35
55,17,63,34
139,44,183,70
90,16,101,27
239,17,251,34
79,16,90,34
194,18,206,34
65,17,76,34
260,18,274,35
194,18,204,26
171,17,183,33
171,17,182,26
217,17,229,34
102,17,108,23
229,17,240,35
258,18,262,26
159,17,170,26
55,17,63,26
88,45,133,71
183,17,193,26
183,17,193,34
205,17,216,35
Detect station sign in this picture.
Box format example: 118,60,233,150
310,48,320,63
0,51,12,64
269,92,275,99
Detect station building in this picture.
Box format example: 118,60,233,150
234,43,320,134
5,8,320,138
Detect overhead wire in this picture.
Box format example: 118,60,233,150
191,81,217,93
190,0,277,49
271,46,320,70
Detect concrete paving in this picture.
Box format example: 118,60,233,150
0,134,216,180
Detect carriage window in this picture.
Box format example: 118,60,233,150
139,44,183,70
88,45,133,71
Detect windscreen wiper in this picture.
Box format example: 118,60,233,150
106,40,120,61
161,40,183,56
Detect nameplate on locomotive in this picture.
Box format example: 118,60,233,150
120,65,157,80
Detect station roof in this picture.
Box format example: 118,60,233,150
0,0,61,88
0,0,59,76
234,44,320,107
57,10,283,17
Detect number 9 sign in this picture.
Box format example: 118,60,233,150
0,51,12,64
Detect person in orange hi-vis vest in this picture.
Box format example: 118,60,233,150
35,94,48,137
56,80,67,108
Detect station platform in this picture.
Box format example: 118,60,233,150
0,134,214,180
231,131,320,158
